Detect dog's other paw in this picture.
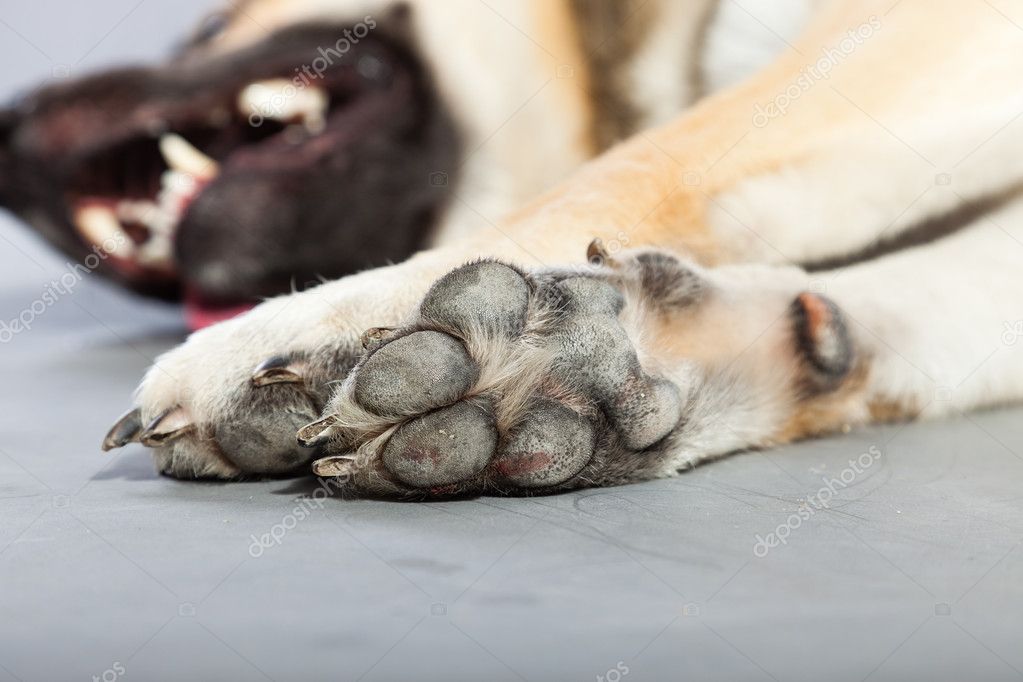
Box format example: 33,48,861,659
302,257,694,498
101,262,435,479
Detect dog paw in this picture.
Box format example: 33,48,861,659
104,241,861,492
302,258,686,498
100,264,431,478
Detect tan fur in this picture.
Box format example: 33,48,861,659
773,365,870,444
530,0,599,159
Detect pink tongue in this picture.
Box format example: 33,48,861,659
184,288,255,330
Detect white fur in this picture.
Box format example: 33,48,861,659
828,204,1023,419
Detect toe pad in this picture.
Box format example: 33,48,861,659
382,401,497,488
494,400,596,488
354,331,478,417
420,261,530,337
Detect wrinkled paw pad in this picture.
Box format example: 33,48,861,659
419,260,530,337
380,397,597,491
552,277,682,450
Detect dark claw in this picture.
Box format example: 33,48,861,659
792,292,855,392
360,327,395,349
101,408,143,451
586,238,614,267
138,407,195,447
251,355,307,387
297,415,340,448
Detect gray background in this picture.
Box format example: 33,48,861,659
1,2,1022,681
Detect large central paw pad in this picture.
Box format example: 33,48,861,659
306,259,682,497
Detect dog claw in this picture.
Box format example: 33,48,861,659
297,415,340,448
311,455,356,477
360,327,395,349
101,408,144,451
138,407,195,447
587,238,615,267
251,356,307,387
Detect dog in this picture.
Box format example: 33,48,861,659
12,0,1023,498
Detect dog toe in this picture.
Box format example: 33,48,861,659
382,400,498,488
419,260,530,336
353,331,478,418
493,399,596,488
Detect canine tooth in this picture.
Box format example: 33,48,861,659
159,133,218,180
73,205,134,259
136,236,174,267
116,200,159,224
161,169,198,196
238,79,328,133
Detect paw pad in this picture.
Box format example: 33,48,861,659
419,261,530,336
494,399,595,487
318,258,682,495
354,331,478,417
382,401,497,487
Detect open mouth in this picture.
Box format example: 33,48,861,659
71,133,217,277
57,29,419,325
3,20,458,330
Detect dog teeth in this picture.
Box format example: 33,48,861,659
113,199,172,266
73,205,135,259
158,133,219,181
115,199,159,224
237,79,328,134
71,136,211,269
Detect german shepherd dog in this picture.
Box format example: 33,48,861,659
4,0,1022,498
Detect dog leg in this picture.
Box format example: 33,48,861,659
308,197,1023,497
785,198,1023,432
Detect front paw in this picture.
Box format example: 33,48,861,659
302,259,686,498
102,293,365,479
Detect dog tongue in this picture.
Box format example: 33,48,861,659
184,288,255,330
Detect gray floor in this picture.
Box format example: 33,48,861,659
2,4,1023,681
